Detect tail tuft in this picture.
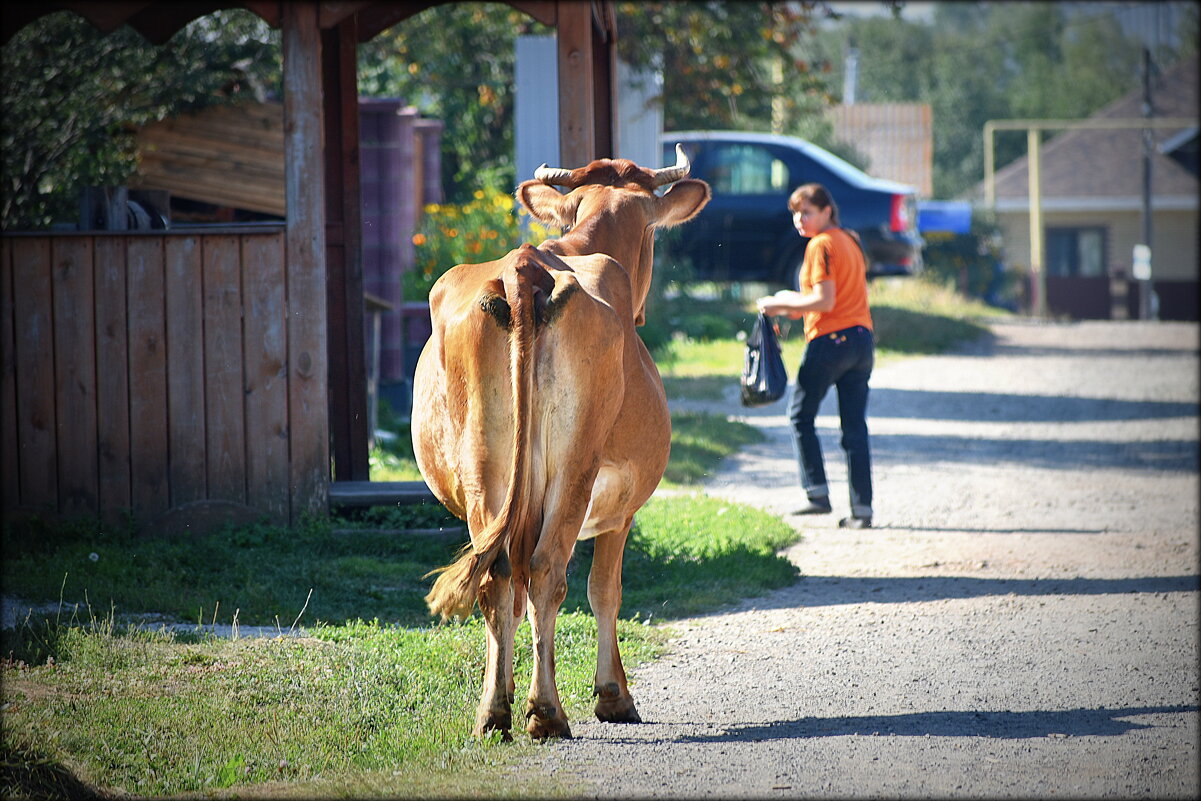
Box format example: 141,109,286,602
423,545,482,621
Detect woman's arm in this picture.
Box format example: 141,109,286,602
756,280,836,319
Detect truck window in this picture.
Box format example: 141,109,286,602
709,144,790,195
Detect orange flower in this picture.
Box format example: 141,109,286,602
411,233,427,246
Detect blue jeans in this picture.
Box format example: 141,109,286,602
788,325,874,518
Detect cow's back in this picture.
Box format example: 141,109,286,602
412,249,636,544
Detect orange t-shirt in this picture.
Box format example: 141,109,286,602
799,227,873,342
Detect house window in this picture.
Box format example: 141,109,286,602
708,144,790,195
1046,227,1106,277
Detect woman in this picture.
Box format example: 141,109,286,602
757,183,874,528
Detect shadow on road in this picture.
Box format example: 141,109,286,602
766,574,1201,609
673,704,1201,741
871,387,1199,423
870,430,1200,472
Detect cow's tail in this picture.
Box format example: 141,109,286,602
424,245,555,621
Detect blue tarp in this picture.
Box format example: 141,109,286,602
918,201,972,234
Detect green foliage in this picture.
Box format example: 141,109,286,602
1,9,280,230
615,1,831,135
404,187,560,302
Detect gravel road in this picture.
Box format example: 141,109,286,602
527,319,1200,799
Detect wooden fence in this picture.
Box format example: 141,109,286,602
2,226,327,533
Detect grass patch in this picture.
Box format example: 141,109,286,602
2,493,799,798
2,611,659,798
661,411,763,486
869,275,1004,359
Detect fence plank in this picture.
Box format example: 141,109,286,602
94,237,132,520
10,238,57,513
52,237,99,515
1,241,20,518
203,235,247,504
165,235,206,506
127,237,170,521
242,232,289,521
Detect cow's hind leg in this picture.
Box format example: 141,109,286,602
524,538,575,740
475,553,517,740
588,521,641,723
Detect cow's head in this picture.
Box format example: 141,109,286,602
516,145,711,324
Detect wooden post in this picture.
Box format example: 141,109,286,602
1027,128,1046,319
283,2,329,521
323,16,371,482
556,1,595,167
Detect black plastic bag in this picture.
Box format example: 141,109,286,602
740,312,788,407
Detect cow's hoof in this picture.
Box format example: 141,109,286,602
593,683,641,723
474,708,513,741
525,700,572,740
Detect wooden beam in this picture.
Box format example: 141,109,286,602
283,1,330,521
323,16,371,482
507,0,556,27
591,0,616,157
319,1,373,29
60,1,153,33
555,0,594,167
240,0,281,28
355,0,443,42
125,2,218,45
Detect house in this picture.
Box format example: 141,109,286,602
981,53,1198,321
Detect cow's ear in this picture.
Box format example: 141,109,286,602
653,179,711,227
517,181,579,228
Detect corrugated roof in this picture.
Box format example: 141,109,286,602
989,53,1198,204
828,103,933,197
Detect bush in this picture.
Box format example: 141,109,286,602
404,188,560,302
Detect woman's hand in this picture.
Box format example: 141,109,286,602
756,290,806,319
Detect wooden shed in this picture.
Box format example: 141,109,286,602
1,1,620,533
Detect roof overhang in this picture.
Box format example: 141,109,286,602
993,195,1200,214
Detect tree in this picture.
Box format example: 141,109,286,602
1,9,280,231
615,1,831,134
813,1,1196,198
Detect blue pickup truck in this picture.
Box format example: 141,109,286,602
661,131,923,287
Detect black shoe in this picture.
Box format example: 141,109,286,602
838,516,872,529
793,499,832,515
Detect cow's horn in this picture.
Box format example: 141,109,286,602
534,163,575,186
651,143,691,187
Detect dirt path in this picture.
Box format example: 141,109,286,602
527,319,1200,799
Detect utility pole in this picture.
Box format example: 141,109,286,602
1137,46,1155,320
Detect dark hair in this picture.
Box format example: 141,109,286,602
787,183,840,227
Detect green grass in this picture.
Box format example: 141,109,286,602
2,611,657,798
660,411,763,486
1,495,798,798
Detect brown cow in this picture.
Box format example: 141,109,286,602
411,146,710,740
